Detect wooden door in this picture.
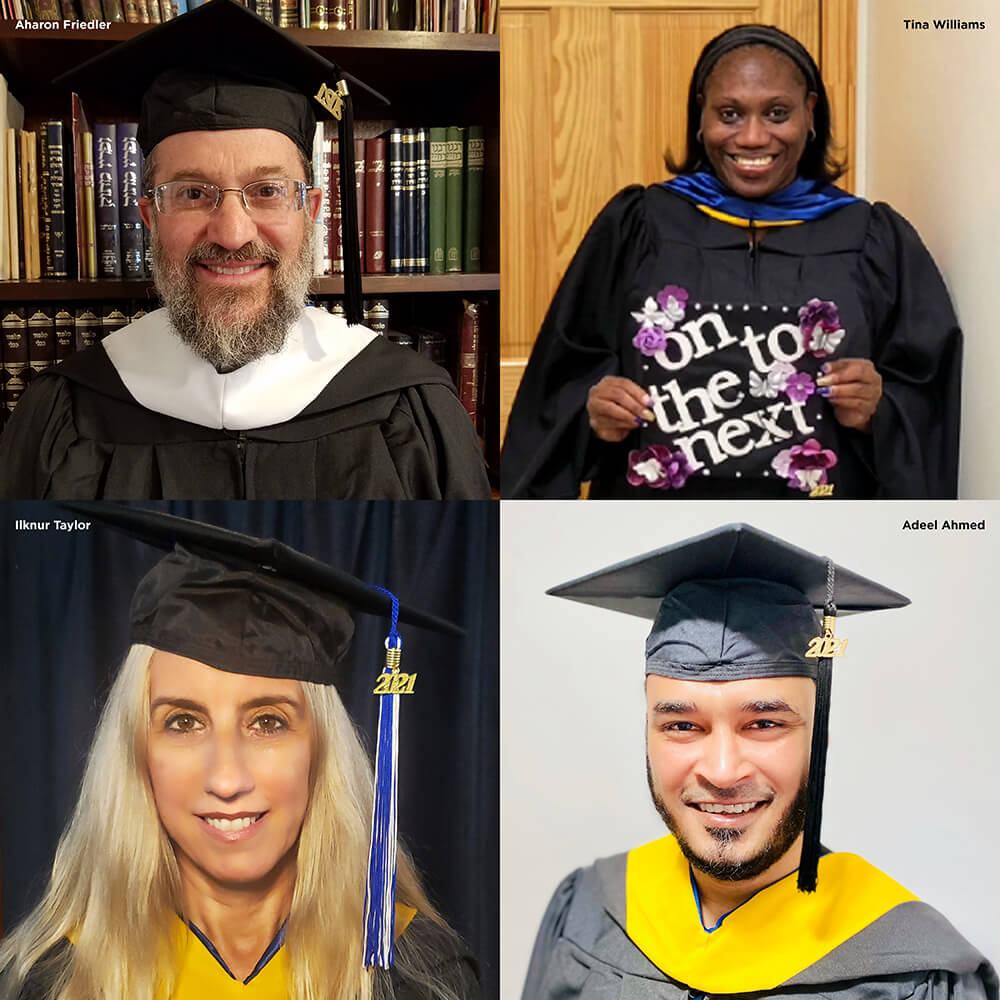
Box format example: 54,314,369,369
499,0,856,440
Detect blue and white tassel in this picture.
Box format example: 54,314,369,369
363,587,401,968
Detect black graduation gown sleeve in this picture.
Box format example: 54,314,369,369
390,914,482,999
0,339,491,500
860,203,962,498
501,188,650,498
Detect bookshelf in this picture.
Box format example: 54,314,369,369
0,24,500,478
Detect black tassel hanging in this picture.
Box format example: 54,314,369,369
798,558,837,893
337,82,363,326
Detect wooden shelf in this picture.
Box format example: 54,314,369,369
0,273,499,300
0,26,497,120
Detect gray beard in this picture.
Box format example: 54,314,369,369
646,756,808,883
151,226,314,372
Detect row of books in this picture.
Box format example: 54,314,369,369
319,124,485,277
0,296,487,432
3,0,496,30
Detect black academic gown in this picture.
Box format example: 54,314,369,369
0,336,490,500
501,185,961,499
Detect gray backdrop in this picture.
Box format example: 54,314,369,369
501,500,999,995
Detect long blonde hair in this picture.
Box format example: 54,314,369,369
0,645,463,1000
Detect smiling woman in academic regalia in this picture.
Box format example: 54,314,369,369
0,507,479,1000
501,24,961,500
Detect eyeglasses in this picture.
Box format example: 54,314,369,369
150,178,310,216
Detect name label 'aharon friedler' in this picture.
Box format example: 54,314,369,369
901,519,987,530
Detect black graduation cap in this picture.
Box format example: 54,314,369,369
54,0,389,326
547,523,910,892
60,501,463,684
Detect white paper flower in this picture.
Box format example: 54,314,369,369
632,457,666,483
750,361,796,398
808,325,845,356
630,296,673,331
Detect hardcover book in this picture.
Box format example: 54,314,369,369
1,307,27,417
26,305,55,382
387,127,404,274
428,126,446,275
94,122,122,278
354,137,365,271
363,298,389,336
444,125,464,273
463,125,484,272
74,304,101,351
54,306,75,361
458,297,482,426
364,136,386,274
42,121,71,278
330,144,343,275
414,126,429,273
81,131,97,279
117,123,145,279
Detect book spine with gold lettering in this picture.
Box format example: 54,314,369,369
387,128,403,274
74,304,101,351
444,125,464,273
330,144,343,275
26,305,55,383
277,0,299,27
462,125,483,272
458,298,482,426
2,307,28,420
94,123,121,278
354,138,365,272
117,123,144,279
310,0,328,27
414,126,428,273
54,306,75,361
364,136,386,274
428,127,446,275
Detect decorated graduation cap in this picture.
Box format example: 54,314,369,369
62,501,457,968
54,0,389,327
547,523,909,893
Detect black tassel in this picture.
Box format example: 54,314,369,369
338,86,363,326
797,650,831,892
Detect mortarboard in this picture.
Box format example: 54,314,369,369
54,0,389,327
61,501,457,968
547,523,910,892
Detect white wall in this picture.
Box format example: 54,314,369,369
861,0,1000,497
501,501,1000,995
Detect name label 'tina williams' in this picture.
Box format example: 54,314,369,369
902,519,986,530
14,519,91,531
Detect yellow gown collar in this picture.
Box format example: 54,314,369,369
625,836,917,993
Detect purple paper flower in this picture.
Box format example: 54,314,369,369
771,438,838,493
798,297,840,331
784,372,816,403
627,445,693,490
798,298,845,358
655,285,689,324
632,326,668,356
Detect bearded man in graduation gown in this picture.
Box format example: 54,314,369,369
0,0,490,500
522,525,997,1000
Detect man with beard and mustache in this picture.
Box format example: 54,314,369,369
521,524,997,1000
0,0,490,500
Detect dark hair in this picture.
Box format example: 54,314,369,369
665,24,845,184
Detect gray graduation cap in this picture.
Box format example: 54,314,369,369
54,0,389,327
547,523,910,892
